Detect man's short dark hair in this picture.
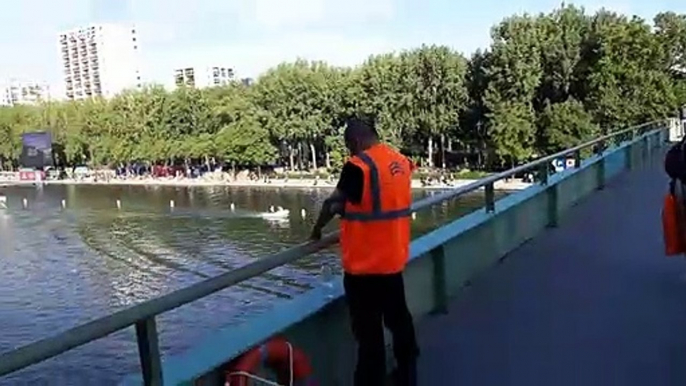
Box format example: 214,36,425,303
344,115,378,141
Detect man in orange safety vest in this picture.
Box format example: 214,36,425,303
311,116,419,386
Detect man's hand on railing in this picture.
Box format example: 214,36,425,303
310,226,322,241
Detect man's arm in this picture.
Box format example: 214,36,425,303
310,189,346,239
310,162,363,240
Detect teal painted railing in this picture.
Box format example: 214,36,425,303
0,120,669,385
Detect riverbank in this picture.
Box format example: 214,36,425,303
0,177,531,191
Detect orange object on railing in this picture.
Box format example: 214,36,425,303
662,193,685,256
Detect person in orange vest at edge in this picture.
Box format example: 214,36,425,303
664,105,686,275
310,116,419,386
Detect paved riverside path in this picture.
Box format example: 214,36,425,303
417,153,686,386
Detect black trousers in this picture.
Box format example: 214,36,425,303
344,272,419,386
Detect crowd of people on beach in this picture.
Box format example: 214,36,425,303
0,163,342,188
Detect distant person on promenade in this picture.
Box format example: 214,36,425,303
310,116,419,386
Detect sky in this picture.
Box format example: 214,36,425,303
2,0,686,95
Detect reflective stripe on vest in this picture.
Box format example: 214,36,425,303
342,152,412,222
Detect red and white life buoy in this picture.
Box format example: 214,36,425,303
225,337,315,386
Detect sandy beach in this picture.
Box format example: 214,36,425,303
0,176,531,191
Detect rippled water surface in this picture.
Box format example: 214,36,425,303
0,184,500,385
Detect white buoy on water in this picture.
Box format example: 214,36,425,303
170,200,175,209
22,198,28,209
259,206,290,219
230,203,235,211
61,199,66,208
0,196,6,209
116,199,121,209
301,208,307,218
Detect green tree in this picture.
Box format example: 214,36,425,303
215,86,277,168
585,12,676,128
484,14,543,164
538,99,598,152
0,6,681,176
402,45,468,168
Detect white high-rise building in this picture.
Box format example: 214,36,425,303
173,66,235,89
58,24,141,100
0,80,51,106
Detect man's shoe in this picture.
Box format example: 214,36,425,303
390,363,417,386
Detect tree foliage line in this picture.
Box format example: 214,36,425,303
1,6,685,173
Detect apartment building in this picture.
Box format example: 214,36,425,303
59,24,141,100
174,66,235,89
0,80,51,106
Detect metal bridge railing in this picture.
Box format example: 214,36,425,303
0,120,667,385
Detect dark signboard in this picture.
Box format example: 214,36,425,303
20,132,54,169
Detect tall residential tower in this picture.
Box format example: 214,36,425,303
59,24,141,100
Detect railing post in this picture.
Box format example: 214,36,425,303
484,182,495,213
537,160,558,227
430,246,448,315
596,140,605,190
625,129,635,170
574,150,581,168
547,184,559,228
642,134,649,162
538,163,549,185
136,317,163,386
625,142,633,170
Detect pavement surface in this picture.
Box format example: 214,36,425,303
417,152,686,386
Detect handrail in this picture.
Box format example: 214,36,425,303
414,120,661,211
0,119,667,381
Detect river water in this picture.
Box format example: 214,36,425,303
0,184,499,385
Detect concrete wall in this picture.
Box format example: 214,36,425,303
122,127,667,386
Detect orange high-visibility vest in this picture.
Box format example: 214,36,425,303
663,192,686,256
340,144,413,275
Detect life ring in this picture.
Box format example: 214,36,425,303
225,337,315,386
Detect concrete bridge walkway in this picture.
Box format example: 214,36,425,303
417,153,686,386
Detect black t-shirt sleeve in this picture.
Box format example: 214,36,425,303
336,162,364,205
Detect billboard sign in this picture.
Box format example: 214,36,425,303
20,132,54,169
